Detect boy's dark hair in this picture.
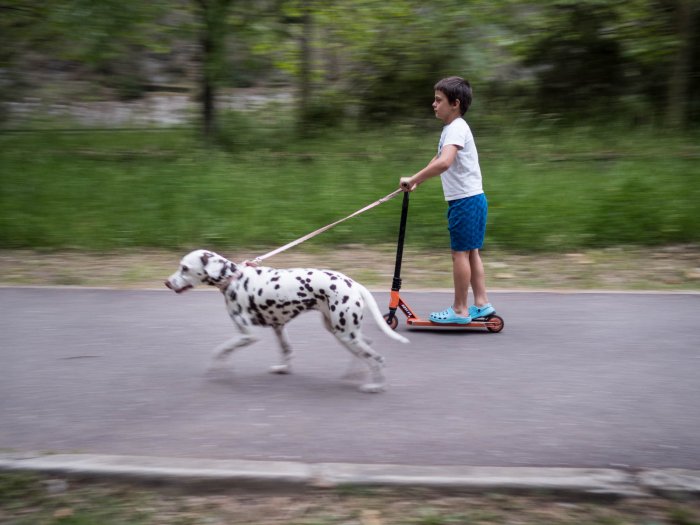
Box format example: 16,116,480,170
434,76,472,115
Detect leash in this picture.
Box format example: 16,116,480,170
252,188,403,265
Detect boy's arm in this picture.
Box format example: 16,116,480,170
400,145,459,191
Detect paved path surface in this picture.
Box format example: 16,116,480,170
2,286,699,473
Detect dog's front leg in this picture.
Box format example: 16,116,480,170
269,325,293,374
209,327,257,370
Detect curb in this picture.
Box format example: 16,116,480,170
2,453,699,497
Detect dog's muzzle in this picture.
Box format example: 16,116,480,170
165,280,192,294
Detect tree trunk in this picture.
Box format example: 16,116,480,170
201,29,216,138
298,1,313,134
666,0,694,129
195,0,232,140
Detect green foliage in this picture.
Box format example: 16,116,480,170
3,0,699,131
670,506,700,525
0,472,44,506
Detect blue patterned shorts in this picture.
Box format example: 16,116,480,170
447,193,488,251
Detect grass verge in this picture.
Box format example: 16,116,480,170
1,121,699,252
1,472,699,525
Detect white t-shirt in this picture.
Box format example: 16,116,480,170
437,118,483,201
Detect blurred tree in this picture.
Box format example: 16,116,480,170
666,0,694,128
0,0,174,106
193,0,233,138
506,0,698,126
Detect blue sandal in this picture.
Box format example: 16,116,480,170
468,303,495,319
429,306,472,324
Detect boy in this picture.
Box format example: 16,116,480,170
399,76,495,324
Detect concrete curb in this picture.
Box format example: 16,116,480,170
2,453,699,497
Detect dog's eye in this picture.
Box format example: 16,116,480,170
181,265,189,273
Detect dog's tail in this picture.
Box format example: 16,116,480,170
360,286,410,344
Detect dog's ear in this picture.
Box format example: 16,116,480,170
201,255,233,285
200,251,214,267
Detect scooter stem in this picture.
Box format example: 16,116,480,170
392,191,410,292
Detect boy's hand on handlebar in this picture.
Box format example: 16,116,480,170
400,177,417,192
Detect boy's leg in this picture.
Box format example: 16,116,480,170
452,250,471,316
469,249,489,307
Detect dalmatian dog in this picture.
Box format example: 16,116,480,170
165,250,409,393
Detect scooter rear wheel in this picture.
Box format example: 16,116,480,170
486,315,504,333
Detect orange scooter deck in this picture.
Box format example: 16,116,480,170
406,315,503,332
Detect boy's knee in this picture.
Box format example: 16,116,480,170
451,250,472,261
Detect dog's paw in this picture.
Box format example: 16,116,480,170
269,364,292,375
205,365,234,383
359,382,386,394
207,360,228,371
341,366,366,381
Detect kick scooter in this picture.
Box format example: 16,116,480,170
383,191,504,333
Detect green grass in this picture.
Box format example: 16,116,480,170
1,117,699,252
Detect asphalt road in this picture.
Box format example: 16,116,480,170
1,287,698,469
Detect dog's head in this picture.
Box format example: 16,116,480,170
165,250,238,293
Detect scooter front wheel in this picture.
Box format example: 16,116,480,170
383,313,399,330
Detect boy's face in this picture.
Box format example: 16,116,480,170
433,90,460,124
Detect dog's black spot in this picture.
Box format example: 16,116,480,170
256,269,262,275
356,301,361,307
297,292,306,298
330,304,336,312
330,284,337,291
275,284,280,290
248,295,259,312
342,295,349,304
266,299,276,307
271,276,280,282
257,289,263,296
243,278,250,291
339,317,346,326
352,313,359,325
344,279,353,287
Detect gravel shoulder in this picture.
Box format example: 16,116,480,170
1,244,699,291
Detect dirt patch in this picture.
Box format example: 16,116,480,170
1,245,699,291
